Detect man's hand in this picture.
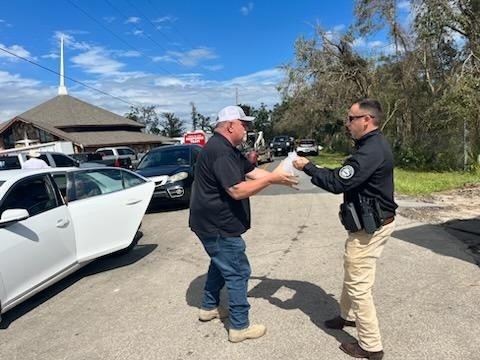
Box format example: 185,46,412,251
269,169,299,188
293,157,310,171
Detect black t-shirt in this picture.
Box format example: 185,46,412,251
189,132,255,236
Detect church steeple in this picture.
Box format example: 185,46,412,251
58,35,68,95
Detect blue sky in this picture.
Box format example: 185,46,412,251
0,1,411,126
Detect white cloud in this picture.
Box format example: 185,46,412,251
240,2,254,16
333,24,345,32
0,19,12,27
0,43,34,61
153,16,177,24
203,64,224,71
42,53,59,59
132,29,144,36
103,16,116,23
71,48,125,74
368,40,384,48
153,47,218,67
0,71,52,121
0,66,283,127
352,37,366,48
116,50,141,58
125,17,141,24
398,1,410,10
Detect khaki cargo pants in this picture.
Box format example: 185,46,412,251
340,221,395,352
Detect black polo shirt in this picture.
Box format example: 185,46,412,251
189,132,255,237
303,129,397,218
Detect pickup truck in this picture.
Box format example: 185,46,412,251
269,135,294,157
95,146,139,167
70,152,132,169
0,151,103,170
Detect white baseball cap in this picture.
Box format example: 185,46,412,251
216,105,255,124
28,150,41,158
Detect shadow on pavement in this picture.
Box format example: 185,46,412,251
393,219,480,267
186,274,356,343
0,243,157,329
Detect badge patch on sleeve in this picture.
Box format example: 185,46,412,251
339,165,355,179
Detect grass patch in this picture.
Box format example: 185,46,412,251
394,169,479,195
309,151,347,169
308,151,480,195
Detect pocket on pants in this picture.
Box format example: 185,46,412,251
222,237,251,277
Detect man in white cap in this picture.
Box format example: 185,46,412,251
189,105,298,343
23,150,50,169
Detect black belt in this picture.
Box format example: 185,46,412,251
383,216,395,226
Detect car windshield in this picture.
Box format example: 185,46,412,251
300,140,315,146
137,148,190,169
273,137,288,142
0,156,21,170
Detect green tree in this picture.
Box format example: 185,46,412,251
125,105,160,134
159,113,185,137
197,113,213,132
190,102,198,131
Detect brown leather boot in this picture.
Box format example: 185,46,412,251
324,315,356,329
339,341,384,359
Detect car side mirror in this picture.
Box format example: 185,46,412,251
0,209,30,228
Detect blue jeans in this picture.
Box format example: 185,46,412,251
196,233,251,330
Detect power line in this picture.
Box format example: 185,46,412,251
140,0,253,100
65,0,175,76
144,0,198,50
0,46,136,107
103,0,173,56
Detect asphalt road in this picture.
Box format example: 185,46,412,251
0,163,479,360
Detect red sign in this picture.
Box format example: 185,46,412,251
183,131,207,146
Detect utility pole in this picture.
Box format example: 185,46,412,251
235,87,238,105
463,119,469,170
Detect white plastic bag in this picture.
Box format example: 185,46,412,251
282,151,301,176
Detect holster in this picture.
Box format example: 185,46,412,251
358,195,384,234
339,202,362,232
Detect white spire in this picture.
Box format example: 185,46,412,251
58,35,68,95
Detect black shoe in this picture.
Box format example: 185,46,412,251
339,341,384,359
324,316,356,329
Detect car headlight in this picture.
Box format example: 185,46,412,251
166,171,188,184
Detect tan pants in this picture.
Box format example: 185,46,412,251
340,221,395,352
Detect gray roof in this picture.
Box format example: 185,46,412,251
65,131,174,147
18,95,143,129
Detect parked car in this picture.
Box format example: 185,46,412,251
71,152,132,168
0,151,103,170
135,144,202,205
96,146,138,167
269,135,294,157
296,139,319,156
0,167,154,321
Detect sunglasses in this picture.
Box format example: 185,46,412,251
346,114,374,122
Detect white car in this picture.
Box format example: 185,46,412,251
296,139,320,156
0,167,154,321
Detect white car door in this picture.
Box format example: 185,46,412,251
67,168,154,262
0,174,76,308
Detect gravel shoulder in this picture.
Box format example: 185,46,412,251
397,184,480,265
